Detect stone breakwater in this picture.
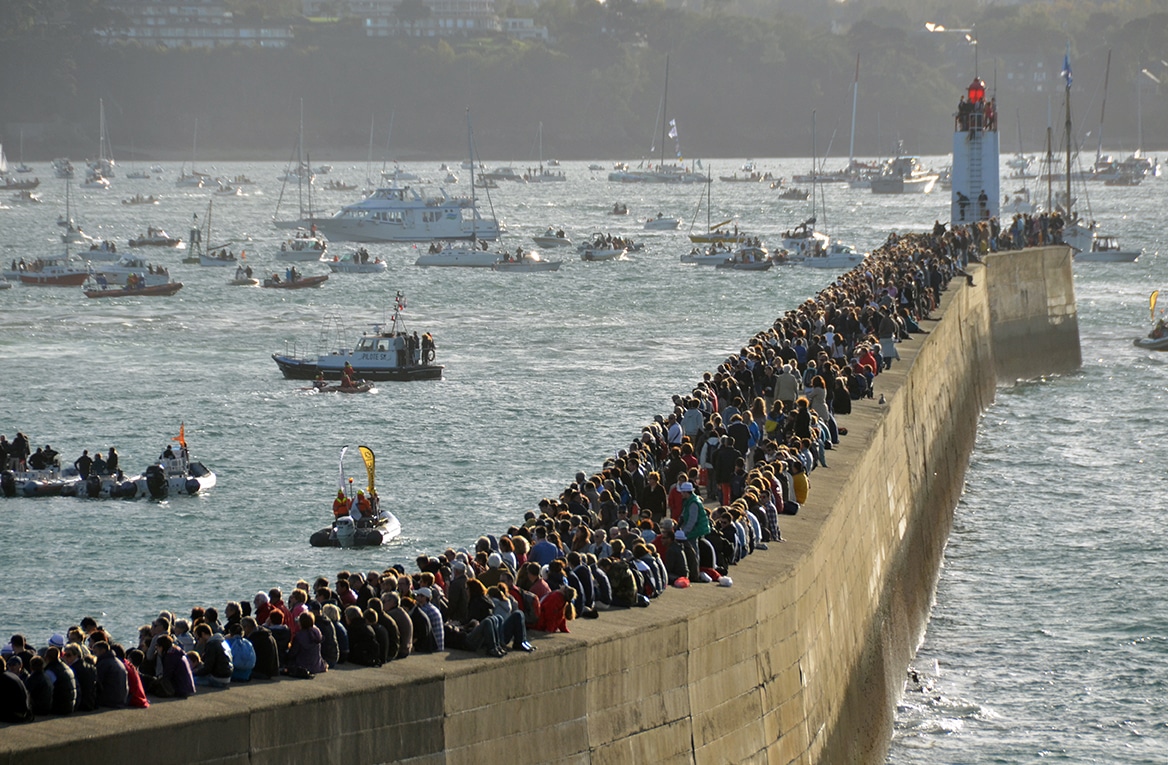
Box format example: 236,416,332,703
0,246,1077,765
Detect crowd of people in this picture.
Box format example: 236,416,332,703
1,220,990,726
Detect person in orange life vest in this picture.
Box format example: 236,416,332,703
355,490,373,519
332,490,351,519
341,362,355,388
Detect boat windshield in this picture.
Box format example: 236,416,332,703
356,337,391,352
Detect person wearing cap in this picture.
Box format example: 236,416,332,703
678,482,711,577
413,588,445,652
479,552,505,588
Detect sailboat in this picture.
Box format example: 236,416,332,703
15,131,33,174
124,138,151,180
59,178,98,249
176,120,209,188
1058,47,1139,263
525,123,566,183
89,98,116,179
415,110,506,267
842,55,880,186
687,167,746,244
608,55,706,184
1003,112,1038,215
781,113,830,260
1111,70,1158,179
273,99,322,230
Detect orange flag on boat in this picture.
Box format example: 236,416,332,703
172,423,187,449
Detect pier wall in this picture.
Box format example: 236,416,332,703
0,247,1078,765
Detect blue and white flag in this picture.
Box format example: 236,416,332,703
1061,43,1072,90
668,119,678,140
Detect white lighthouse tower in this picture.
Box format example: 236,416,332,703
950,76,1000,227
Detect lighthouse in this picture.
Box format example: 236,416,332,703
949,76,1000,227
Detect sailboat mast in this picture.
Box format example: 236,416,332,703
1095,50,1111,166
366,114,375,188
1051,96,1060,209
1135,74,1144,154
812,110,825,232
296,98,305,219
660,54,669,169
848,54,859,173
1065,65,1073,221
467,108,477,247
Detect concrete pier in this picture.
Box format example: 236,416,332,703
0,246,1078,765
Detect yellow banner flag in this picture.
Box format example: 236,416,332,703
1151,290,1159,321
358,446,376,492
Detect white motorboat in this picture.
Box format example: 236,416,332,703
680,245,732,265
200,248,239,267
492,250,561,272
276,229,328,261
327,248,388,274
580,247,628,262
175,171,205,188
643,215,682,230
81,171,111,190
2,254,90,286
716,255,773,271
1075,235,1140,263
481,166,524,183
415,242,503,268
214,183,243,197
1001,187,1037,216
715,244,771,270
273,292,442,381
128,227,183,248
82,241,122,262
800,242,868,269
61,223,94,246
9,190,41,204
121,194,160,206
315,185,502,243
869,155,939,194
88,255,174,287
779,217,830,260
52,158,75,179
532,228,573,248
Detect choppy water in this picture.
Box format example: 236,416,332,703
2,156,1165,761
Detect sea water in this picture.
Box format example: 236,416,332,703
0,158,1164,761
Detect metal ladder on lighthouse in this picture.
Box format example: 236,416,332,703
967,127,983,221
